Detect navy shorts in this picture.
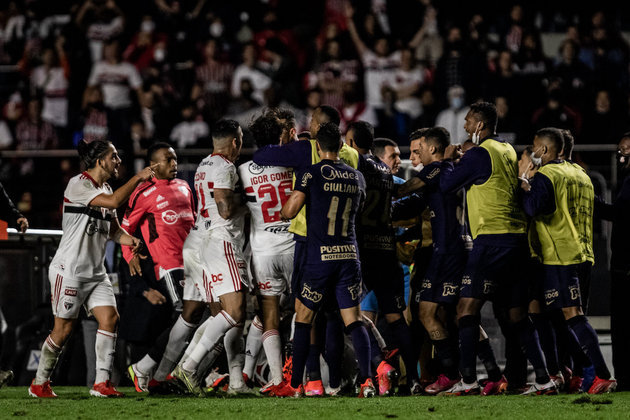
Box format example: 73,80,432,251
360,251,406,314
291,239,307,298
418,252,466,305
527,258,545,303
459,243,529,308
298,260,363,311
543,264,582,309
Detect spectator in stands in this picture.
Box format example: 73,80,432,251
310,39,359,112
433,26,477,108
391,48,424,122
340,83,377,134
123,16,167,74
75,0,124,62
191,38,233,123
514,30,548,116
484,50,522,115
170,103,209,149
495,96,521,144
408,0,442,68
531,88,581,138
502,4,525,54
88,39,143,148
435,85,469,144
263,37,301,107
230,43,271,106
80,85,108,143
582,90,624,146
15,99,58,152
551,39,592,111
30,37,70,144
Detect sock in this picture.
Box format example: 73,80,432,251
458,315,480,384
550,311,589,376
95,329,116,384
243,316,263,380
180,316,211,364
388,317,419,382
136,354,158,376
362,317,384,367
291,322,311,388
432,337,459,379
144,327,170,374
477,338,502,382
306,344,322,381
324,315,344,388
347,321,372,383
154,316,197,381
183,310,235,372
224,325,245,388
496,312,528,386
567,315,611,379
34,336,62,384
262,329,283,384
197,341,224,380
513,318,549,384
530,313,560,375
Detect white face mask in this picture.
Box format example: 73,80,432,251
472,132,480,144
141,20,155,33
531,146,544,167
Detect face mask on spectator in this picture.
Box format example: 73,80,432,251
141,20,155,33
154,48,166,62
210,22,224,38
450,96,463,109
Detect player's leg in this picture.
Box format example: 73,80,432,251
219,289,247,392
243,314,263,384
260,294,283,388
476,325,507,395
420,301,459,394
529,299,562,383
323,310,344,394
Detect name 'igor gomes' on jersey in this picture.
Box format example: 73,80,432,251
238,160,294,255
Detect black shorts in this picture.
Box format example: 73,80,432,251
527,258,545,303
291,239,307,298
298,260,363,311
459,243,529,308
418,252,466,305
543,264,582,309
361,251,406,314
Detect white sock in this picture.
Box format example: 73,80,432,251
136,354,158,376
289,312,297,341
362,314,387,351
154,316,197,381
262,329,283,384
197,341,224,380
34,336,62,384
181,316,212,364
243,316,263,379
183,311,234,372
224,325,245,388
95,329,116,384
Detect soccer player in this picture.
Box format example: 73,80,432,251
271,122,375,398
29,139,155,398
346,121,420,395
238,115,294,392
173,120,251,395
253,105,359,396
124,143,198,393
439,102,554,395
519,127,616,394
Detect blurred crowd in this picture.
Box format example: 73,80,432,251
1,0,630,225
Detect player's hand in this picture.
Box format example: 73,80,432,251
129,254,143,276
130,236,144,255
137,164,158,182
444,144,462,160
143,288,167,305
518,158,534,179
16,217,29,233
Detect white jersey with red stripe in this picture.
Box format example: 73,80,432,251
50,172,116,282
238,160,294,256
193,153,246,244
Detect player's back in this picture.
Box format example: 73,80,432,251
194,153,246,243
356,153,395,253
295,159,366,263
238,160,294,255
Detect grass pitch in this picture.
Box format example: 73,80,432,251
1,387,629,419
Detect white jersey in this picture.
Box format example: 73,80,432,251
50,172,116,282
238,161,294,256
194,153,246,243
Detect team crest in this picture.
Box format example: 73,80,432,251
64,301,74,311
301,284,322,303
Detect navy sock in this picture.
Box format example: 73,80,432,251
347,321,372,383
458,315,480,384
291,322,311,388
432,337,459,380
513,318,549,384
305,344,321,381
324,315,344,388
366,325,383,368
550,311,589,376
567,315,611,380
530,313,560,375
477,338,502,382
388,317,419,382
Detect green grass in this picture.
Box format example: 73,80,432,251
1,387,629,419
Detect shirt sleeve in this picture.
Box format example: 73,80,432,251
415,164,441,188
293,168,313,195
87,63,100,86
439,147,492,193
521,172,556,217
65,177,103,206
253,140,312,170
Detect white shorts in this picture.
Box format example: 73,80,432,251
182,240,205,303
251,253,294,296
49,268,116,319
200,237,250,301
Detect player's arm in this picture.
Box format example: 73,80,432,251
214,188,240,220
280,190,306,221
520,172,556,217
439,147,491,194
0,182,28,232
252,140,311,169
89,165,157,209
397,177,426,197
109,217,143,253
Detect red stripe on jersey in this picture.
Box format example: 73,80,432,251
211,153,231,164
64,197,72,203
245,186,254,194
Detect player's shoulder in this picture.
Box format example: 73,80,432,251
129,180,157,202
